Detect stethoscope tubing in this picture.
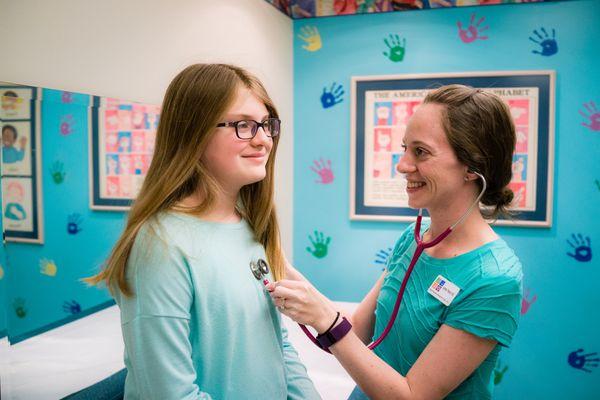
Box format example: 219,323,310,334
301,172,487,353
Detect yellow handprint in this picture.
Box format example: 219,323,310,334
40,258,58,277
298,26,322,52
0,264,4,280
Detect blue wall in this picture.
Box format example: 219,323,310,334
293,0,599,398
5,89,126,343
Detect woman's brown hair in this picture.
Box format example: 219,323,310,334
423,84,517,219
86,64,284,296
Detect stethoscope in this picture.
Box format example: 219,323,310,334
250,172,487,354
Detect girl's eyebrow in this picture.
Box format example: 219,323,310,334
223,113,269,120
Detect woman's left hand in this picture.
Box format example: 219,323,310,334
266,280,338,334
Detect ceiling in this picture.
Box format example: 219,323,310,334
265,0,566,19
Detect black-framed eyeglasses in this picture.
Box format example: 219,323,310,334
216,118,281,140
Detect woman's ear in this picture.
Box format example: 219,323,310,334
465,169,479,182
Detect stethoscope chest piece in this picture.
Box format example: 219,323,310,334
250,258,270,280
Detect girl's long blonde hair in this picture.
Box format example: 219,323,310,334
86,64,284,296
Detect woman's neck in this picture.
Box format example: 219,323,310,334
423,203,497,258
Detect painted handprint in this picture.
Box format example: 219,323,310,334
493,360,509,385
382,34,406,62
457,13,489,43
60,114,74,136
67,213,83,235
61,91,73,103
50,160,66,184
529,27,558,56
306,231,331,259
579,101,600,131
568,349,599,373
566,233,592,262
298,25,322,52
311,158,334,184
63,300,82,314
13,298,27,318
321,83,344,108
521,288,537,315
0,264,4,280
374,247,393,271
40,258,58,277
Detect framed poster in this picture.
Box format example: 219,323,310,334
0,84,44,243
90,96,159,210
350,71,555,227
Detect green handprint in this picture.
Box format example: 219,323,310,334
50,160,66,184
383,34,406,62
13,298,27,318
493,360,509,385
306,230,331,259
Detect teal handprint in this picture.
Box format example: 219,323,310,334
306,231,331,259
50,160,66,184
383,34,406,62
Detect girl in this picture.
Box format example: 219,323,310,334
88,64,320,400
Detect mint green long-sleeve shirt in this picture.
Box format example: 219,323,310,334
114,212,320,400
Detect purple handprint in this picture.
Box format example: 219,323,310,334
529,27,558,56
520,288,537,315
311,158,334,184
457,13,489,44
579,101,600,132
568,349,599,373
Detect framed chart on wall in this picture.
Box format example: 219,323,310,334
0,84,44,243
90,96,160,210
350,71,555,227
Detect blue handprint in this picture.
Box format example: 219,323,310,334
566,233,592,262
320,83,344,109
529,27,558,56
374,247,393,271
63,300,82,314
568,349,599,373
67,213,83,235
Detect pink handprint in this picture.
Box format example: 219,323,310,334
457,13,489,44
310,158,334,184
60,114,74,136
521,288,537,315
579,101,600,132
61,91,73,103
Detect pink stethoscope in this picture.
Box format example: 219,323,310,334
299,172,488,353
